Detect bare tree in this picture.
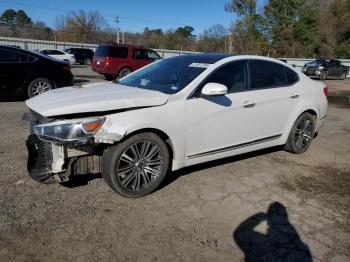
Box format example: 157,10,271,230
54,10,107,43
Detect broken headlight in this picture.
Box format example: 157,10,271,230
33,117,105,144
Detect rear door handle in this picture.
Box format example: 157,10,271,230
243,101,256,108
290,93,299,99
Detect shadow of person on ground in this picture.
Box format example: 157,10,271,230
234,202,312,262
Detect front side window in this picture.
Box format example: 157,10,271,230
147,50,161,60
200,60,248,93
251,60,286,89
134,49,147,60
118,57,209,94
0,49,20,62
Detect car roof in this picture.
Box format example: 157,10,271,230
39,49,63,51
167,53,237,64
0,45,23,51
0,45,68,63
99,43,148,49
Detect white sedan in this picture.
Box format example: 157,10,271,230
24,54,328,197
39,49,76,64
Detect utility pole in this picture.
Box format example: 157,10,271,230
115,16,120,44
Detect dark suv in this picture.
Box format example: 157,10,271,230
91,44,161,80
302,59,349,80
65,48,94,65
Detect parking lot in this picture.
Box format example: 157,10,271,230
0,66,350,261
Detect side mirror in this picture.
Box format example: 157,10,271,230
201,83,228,96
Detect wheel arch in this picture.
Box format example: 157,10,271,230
23,75,55,97
117,128,175,168
282,106,319,144
118,66,133,75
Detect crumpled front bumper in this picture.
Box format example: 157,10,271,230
26,134,58,184
24,112,105,184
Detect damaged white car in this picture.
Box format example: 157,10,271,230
24,54,328,197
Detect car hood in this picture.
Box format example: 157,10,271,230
26,83,169,117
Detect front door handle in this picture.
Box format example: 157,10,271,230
291,93,299,99
243,101,256,108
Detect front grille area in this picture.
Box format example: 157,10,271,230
26,134,56,184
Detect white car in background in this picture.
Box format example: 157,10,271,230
24,54,328,198
39,49,76,64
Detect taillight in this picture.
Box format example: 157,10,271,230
105,57,111,66
323,87,329,97
62,65,71,71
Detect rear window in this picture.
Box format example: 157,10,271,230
95,46,128,58
285,67,299,85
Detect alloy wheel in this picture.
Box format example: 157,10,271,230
294,118,313,151
116,141,163,192
31,80,51,96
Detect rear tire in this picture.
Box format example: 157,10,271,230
118,68,132,79
84,58,91,65
284,113,315,154
27,78,53,98
102,132,170,198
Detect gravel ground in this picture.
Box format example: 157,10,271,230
1,67,350,261
0,95,349,261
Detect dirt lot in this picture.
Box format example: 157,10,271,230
0,73,350,261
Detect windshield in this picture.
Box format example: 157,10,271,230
307,59,327,66
117,57,211,94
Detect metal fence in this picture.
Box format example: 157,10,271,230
0,36,199,59
0,36,349,77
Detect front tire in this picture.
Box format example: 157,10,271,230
102,132,170,198
284,113,316,154
320,72,327,80
27,78,53,98
340,72,346,80
84,58,91,65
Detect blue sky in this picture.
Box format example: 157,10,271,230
0,0,266,35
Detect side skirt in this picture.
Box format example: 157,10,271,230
186,134,282,159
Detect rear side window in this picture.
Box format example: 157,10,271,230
109,47,128,58
95,46,128,58
251,60,286,89
0,49,20,62
20,53,35,62
285,67,299,85
201,60,249,93
134,49,147,60
51,50,64,55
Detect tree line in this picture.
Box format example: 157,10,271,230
0,0,349,58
